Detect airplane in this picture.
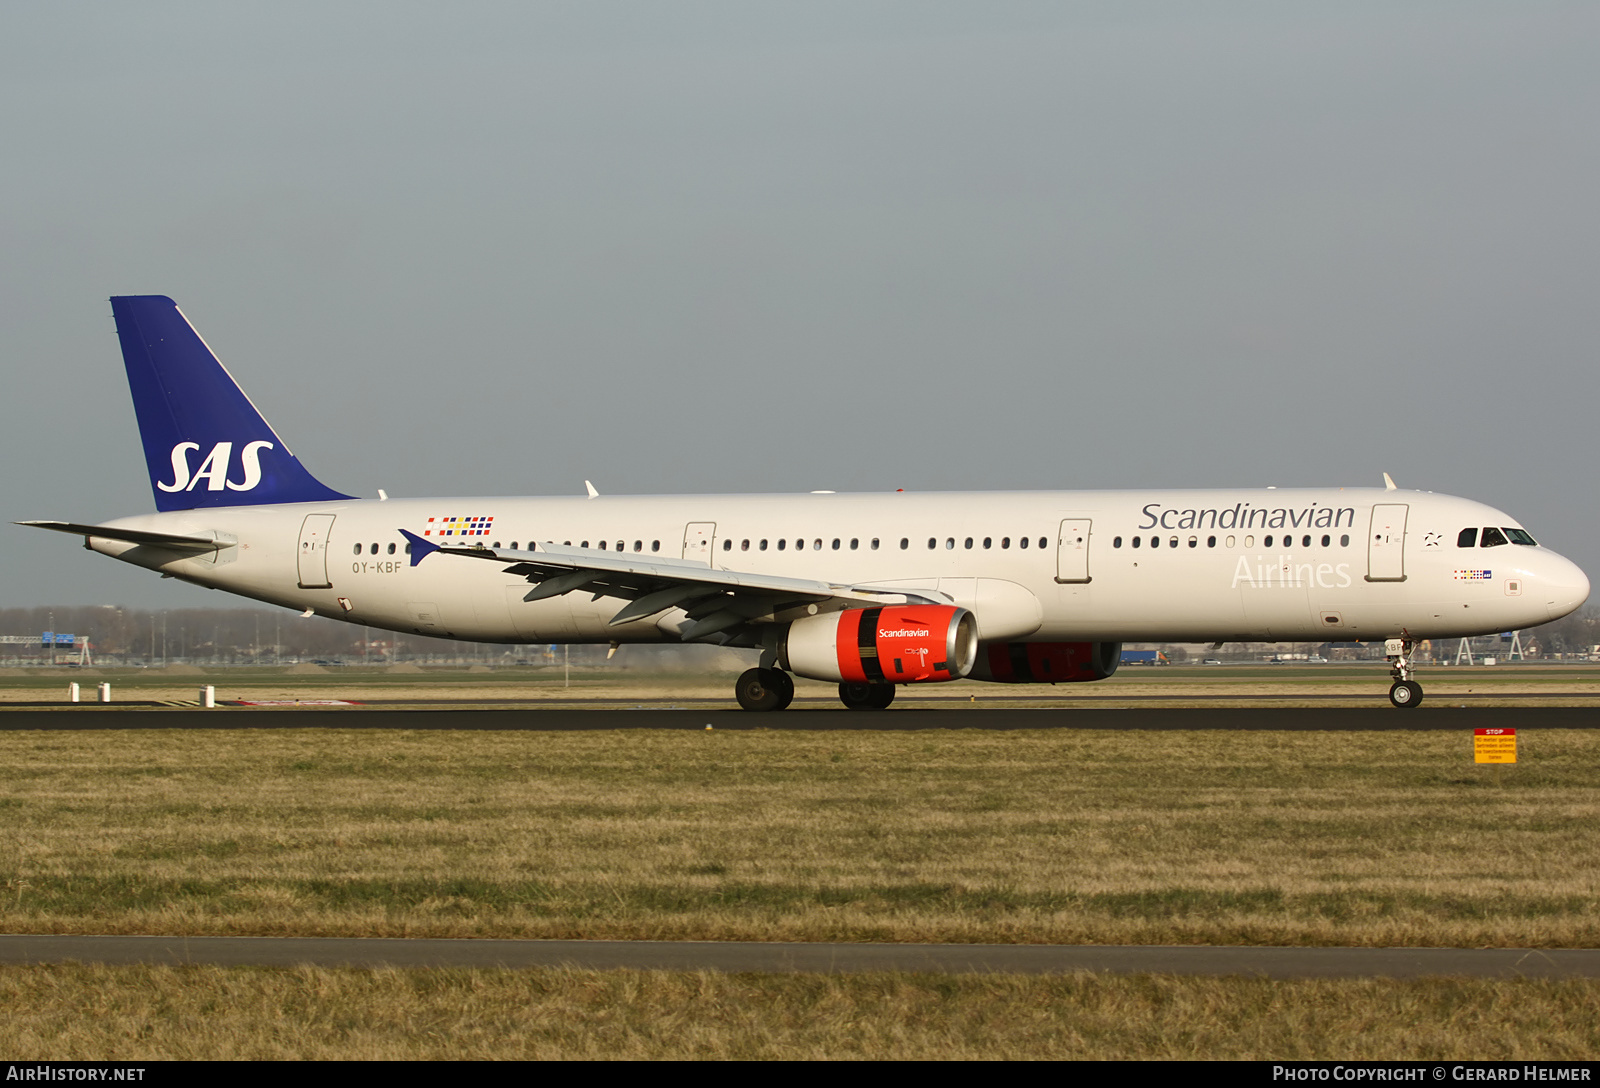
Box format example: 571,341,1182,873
21,295,1591,710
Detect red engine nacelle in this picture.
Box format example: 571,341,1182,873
783,605,978,685
968,641,1122,684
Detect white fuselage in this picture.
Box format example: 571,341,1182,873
84,487,1589,649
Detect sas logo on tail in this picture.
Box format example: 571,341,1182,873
158,441,274,493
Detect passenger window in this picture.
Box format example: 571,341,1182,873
1458,528,1478,547
1001,537,1011,549
1320,535,1330,547
832,539,840,550
1340,534,1349,547
760,540,768,551
983,537,992,549
353,544,362,555
1168,536,1177,549
928,538,937,549
581,541,590,548
796,539,803,550
1480,527,1508,548
900,538,909,549
1244,536,1254,548
741,539,750,551
722,540,731,551
404,543,411,554
1149,536,1158,549
616,541,624,552
1040,538,1048,549
946,538,955,550
1207,536,1216,548
1226,536,1235,548
869,538,878,550
1265,535,1274,548
1113,537,1122,548
597,541,606,550
388,543,396,555
778,539,787,551
849,539,858,550
653,541,661,552
633,541,642,552
1020,537,1030,549
964,537,973,549
1132,536,1141,549
815,539,824,550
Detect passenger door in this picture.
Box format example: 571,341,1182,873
1367,504,1408,582
297,514,336,589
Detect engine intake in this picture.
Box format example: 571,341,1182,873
969,641,1121,684
783,605,977,684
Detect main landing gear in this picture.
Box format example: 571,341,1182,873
1387,635,1424,709
838,681,895,710
734,667,794,712
733,670,899,711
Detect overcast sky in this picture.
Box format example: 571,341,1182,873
4,2,1597,609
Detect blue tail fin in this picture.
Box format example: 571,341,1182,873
111,295,353,511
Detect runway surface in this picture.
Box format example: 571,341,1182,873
2,935,1596,978
0,706,1594,730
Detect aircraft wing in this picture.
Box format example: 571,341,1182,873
17,520,225,551
399,530,948,641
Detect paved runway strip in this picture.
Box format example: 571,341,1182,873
0,707,1595,730
2,936,1597,978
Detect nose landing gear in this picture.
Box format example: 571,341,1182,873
1387,635,1424,708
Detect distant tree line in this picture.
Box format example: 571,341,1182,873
0,605,476,663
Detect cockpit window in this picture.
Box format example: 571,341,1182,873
1457,528,1478,548
1504,528,1537,546
1479,527,1508,548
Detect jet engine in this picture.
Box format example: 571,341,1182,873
783,605,978,684
968,641,1122,684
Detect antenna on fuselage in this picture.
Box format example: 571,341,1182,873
585,480,599,499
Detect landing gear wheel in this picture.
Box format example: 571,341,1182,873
839,681,896,710
736,668,793,712
1389,680,1424,709
769,669,795,711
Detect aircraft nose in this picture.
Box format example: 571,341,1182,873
1541,552,1590,622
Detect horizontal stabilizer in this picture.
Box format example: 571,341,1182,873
17,520,224,550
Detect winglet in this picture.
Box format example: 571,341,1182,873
1382,472,1398,491
585,480,599,498
400,529,439,566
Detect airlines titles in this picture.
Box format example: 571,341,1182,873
1139,503,1356,531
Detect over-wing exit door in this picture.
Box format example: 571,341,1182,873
1056,519,1092,583
682,522,716,566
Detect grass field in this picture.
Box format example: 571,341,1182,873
5,965,1598,1060
3,673,1597,1059
2,725,1596,947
